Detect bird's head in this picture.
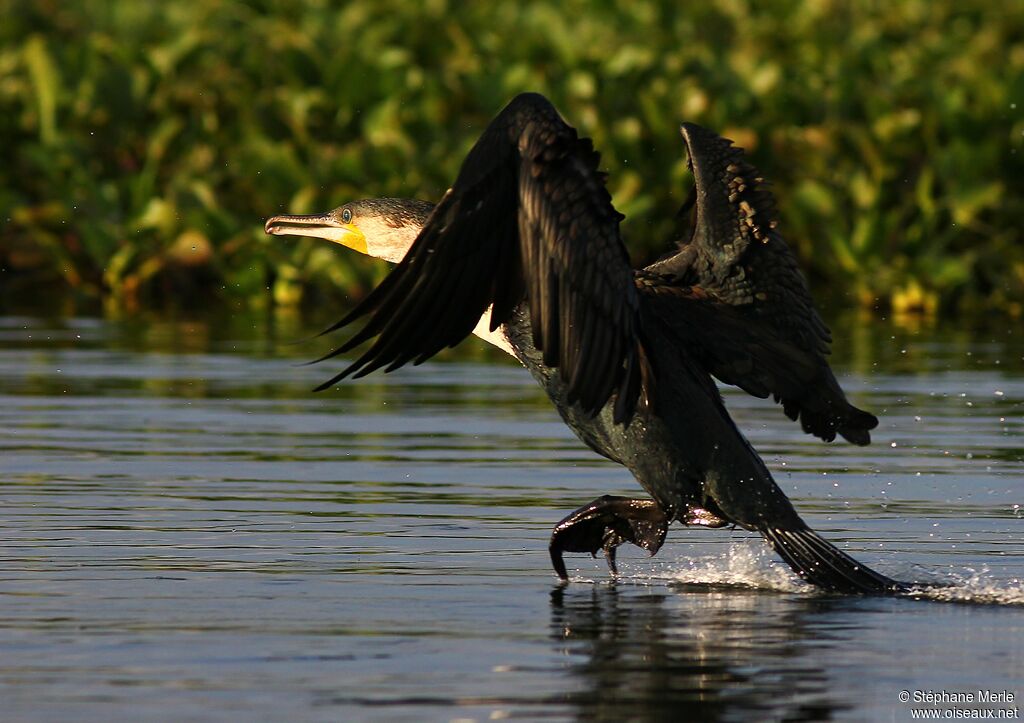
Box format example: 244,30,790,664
264,198,434,263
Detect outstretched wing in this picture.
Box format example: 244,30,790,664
644,123,876,444
319,93,646,424
637,277,876,444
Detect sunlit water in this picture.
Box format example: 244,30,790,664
1,313,1021,721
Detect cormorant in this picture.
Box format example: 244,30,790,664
265,92,910,594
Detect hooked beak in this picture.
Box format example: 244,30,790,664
264,211,368,255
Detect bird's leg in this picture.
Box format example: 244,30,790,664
549,495,669,580
680,506,730,528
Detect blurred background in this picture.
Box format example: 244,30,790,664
1,0,1022,318
4,5,1023,717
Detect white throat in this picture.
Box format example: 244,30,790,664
367,217,516,356
360,217,422,264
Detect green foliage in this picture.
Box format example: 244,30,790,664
1,0,1022,313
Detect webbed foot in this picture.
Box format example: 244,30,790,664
549,495,669,580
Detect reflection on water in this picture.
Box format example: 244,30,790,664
0,312,1022,720
551,582,1023,722
551,585,852,721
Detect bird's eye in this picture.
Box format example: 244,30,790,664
341,208,353,224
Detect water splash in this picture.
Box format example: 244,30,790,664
660,541,806,593
902,568,1024,606
657,542,1024,605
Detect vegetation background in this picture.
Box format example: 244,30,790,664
2,0,1022,317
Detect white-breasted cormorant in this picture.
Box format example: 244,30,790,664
266,92,910,594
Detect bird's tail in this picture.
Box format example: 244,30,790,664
761,526,910,595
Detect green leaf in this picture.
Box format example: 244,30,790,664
22,35,60,145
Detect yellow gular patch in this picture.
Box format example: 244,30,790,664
334,225,368,255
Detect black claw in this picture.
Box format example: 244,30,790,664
604,545,618,576
549,495,669,579
551,545,570,581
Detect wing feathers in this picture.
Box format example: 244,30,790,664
317,92,646,423
637,277,876,444
642,122,877,444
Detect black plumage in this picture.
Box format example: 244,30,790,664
319,93,644,424
269,93,916,595
645,123,876,445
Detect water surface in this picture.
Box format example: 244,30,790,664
1,313,1021,721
